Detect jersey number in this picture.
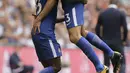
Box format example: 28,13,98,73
65,13,70,23
36,0,42,15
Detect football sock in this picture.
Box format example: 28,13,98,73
76,37,104,72
39,66,54,73
86,32,114,57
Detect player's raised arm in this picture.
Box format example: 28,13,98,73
36,0,57,21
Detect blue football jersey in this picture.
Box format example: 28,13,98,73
32,0,62,61
35,0,58,40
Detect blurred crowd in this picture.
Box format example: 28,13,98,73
0,0,130,48
0,0,35,47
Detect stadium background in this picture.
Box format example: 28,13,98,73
0,0,130,73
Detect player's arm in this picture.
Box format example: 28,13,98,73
121,12,128,42
36,0,57,21
95,13,102,38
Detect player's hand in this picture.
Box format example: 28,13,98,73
32,14,41,35
32,14,37,19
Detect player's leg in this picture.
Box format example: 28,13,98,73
81,26,122,73
68,26,108,73
63,3,106,72
81,26,114,57
31,33,62,73
40,57,61,73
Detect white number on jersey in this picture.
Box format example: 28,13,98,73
65,13,71,23
36,0,42,15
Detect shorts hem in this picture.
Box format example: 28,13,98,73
67,24,84,29
38,55,62,62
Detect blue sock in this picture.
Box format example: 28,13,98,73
76,37,104,72
39,66,54,73
86,32,114,57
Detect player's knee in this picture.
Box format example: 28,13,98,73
68,26,82,43
53,66,61,73
81,28,89,37
69,33,81,44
